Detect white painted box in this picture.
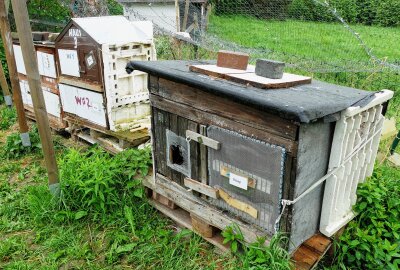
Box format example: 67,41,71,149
55,16,156,131
19,79,61,119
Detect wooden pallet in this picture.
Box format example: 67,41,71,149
24,106,67,131
64,115,150,154
149,189,231,252
292,234,332,270
144,174,332,269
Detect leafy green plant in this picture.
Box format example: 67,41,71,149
1,126,42,159
58,146,152,221
222,224,292,269
330,164,400,269
0,107,16,130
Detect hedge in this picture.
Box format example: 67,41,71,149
211,0,400,27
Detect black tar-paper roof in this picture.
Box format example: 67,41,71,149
130,60,377,123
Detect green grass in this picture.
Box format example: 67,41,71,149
0,111,291,269
208,16,400,65
207,15,400,127
1,15,400,269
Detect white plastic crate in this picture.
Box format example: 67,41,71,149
102,42,156,131
320,90,394,237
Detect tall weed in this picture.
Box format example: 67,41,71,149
58,146,152,221
330,164,400,269
0,107,16,130
1,126,42,159
222,224,292,269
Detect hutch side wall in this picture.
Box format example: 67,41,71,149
289,121,333,252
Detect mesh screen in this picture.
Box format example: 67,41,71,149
207,126,286,234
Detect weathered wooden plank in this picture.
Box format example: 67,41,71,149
199,125,208,188
218,189,258,219
191,214,215,238
150,94,298,154
184,177,219,199
187,120,199,182
157,78,298,140
292,233,332,270
145,173,266,244
190,64,311,89
186,130,221,150
148,198,230,252
303,234,331,254
152,192,177,209
170,113,183,185
149,75,159,94
59,76,103,92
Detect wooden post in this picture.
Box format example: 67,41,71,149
0,0,30,145
175,0,180,32
182,0,190,32
0,63,12,106
11,0,59,193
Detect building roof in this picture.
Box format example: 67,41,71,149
130,60,378,123
71,16,152,45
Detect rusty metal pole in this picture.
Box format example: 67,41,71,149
11,0,59,194
0,0,30,145
0,63,12,106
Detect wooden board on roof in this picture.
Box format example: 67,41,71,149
189,64,312,89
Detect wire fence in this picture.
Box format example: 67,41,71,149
121,0,399,95
7,0,398,119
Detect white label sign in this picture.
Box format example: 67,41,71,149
229,173,248,190
58,49,80,77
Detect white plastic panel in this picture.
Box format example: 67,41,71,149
59,84,107,127
42,90,61,118
320,90,394,237
102,42,155,131
37,51,57,78
13,44,26,75
58,49,80,77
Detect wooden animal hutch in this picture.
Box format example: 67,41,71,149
55,16,155,135
131,60,393,255
13,33,66,130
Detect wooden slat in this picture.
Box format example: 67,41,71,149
59,76,103,93
191,214,214,238
218,189,258,219
148,198,230,252
184,177,219,199
146,173,265,244
156,78,298,140
220,165,256,189
186,129,221,150
303,233,332,254
189,64,311,89
150,95,298,154
292,233,332,270
64,114,149,144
